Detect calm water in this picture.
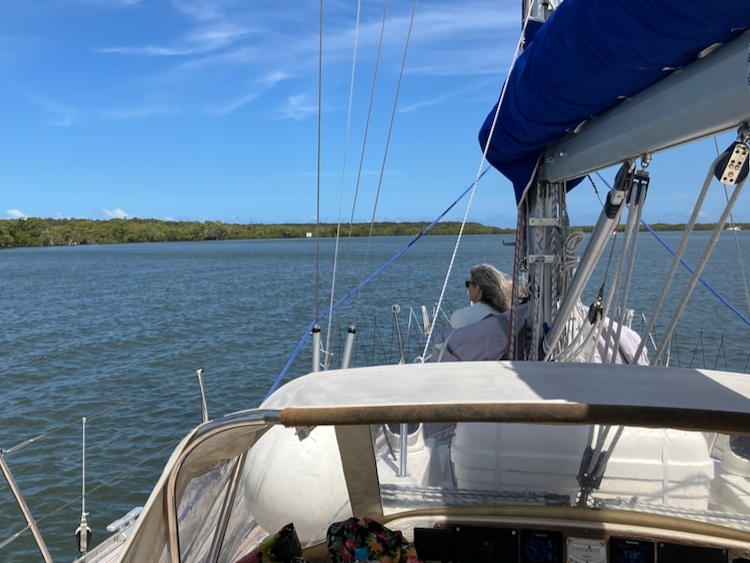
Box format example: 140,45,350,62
1,232,749,562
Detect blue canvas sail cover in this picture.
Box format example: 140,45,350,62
480,0,750,202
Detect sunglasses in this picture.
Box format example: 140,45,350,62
465,280,478,288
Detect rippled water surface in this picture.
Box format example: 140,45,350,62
1,232,749,562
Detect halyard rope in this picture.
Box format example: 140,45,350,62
420,0,536,361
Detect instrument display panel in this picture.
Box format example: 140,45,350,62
521,529,563,563
415,521,745,563
609,537,654,563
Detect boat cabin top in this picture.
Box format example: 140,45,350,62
111,362,750,563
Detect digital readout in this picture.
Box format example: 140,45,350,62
610,538,654,563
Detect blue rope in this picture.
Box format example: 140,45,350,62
263,167,490,401
595,172,750,328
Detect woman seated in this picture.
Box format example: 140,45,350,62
433,264,517,362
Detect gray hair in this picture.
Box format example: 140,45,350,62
469,264,512,312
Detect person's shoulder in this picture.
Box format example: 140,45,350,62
449,306,473,328
451,302,497,328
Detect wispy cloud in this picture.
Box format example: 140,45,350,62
29,96,76,126
79,0,517,128
97,0,254,58
102,208,128,218
54,0,144,6
410,3,518,42
5,209,26,219
277,94,316,121
399,94,450,114
97,24,254,57
101,103,178,119
260,70,292,88
399,79,498,114
172,0,225,22
95,0,143,5
202,92,260,116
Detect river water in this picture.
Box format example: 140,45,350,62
1,231,749,562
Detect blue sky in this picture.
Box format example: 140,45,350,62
0,0,746,228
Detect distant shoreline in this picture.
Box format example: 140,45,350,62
0,217,744,249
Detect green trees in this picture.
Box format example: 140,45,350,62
0,217,732,249
0,218,512,248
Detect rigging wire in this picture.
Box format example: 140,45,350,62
722,195,750,309
336,0,391,330
593,172,750,330
353,0,418,324
587,174,605,206
640,221,750,328
652,174,745,361
421,0,536,361
714,136,750,315
314,0,323,325
263,169,488,400
598,181,645,363
323,0,363,369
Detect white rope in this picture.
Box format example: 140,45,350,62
549,228,593,363
555,302,597,362
530,184,546,360
555,185,569,345
564,229,585,287
554,185,565,300
508,209,527,359
528,179,573,361
420,1,536,361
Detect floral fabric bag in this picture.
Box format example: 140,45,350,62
326,517,421,563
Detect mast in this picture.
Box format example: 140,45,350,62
522,0,561,27
509,0,569,360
